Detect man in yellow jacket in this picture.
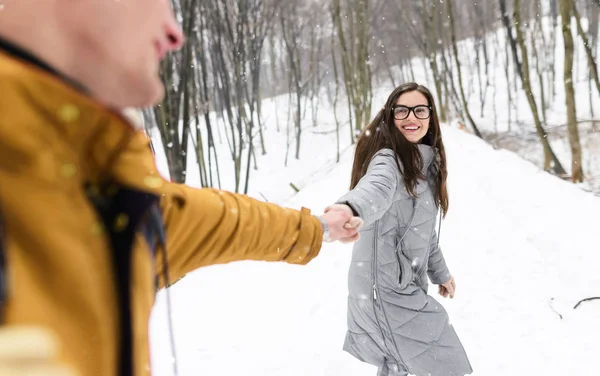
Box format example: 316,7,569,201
0,1,363,375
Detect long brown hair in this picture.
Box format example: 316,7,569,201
349,82,449,217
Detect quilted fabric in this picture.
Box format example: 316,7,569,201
336,145,472,376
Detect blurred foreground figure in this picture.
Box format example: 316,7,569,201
0,1,362,375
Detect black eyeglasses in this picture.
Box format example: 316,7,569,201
392,105,432,120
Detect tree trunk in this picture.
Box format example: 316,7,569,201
550,0,559,102
446,0,483,138
504,32,513,132
195,14,220,188
588,3,598,58
191,79,207,187
559,0,584,182
532,13,548,126
499,0,524,80
572,3,600,97
280,6,305,160
310,27,325,128
331,29,341,163
440,48,463,122
331,0,372,137
507,0,566,174
425,0,446,122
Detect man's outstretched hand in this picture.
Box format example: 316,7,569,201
321,204,364,243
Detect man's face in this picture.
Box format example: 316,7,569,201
62,0,183,107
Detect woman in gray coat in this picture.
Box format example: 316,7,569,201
327,83,472,376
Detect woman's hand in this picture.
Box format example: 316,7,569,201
324,204,364,243
438,276,456,299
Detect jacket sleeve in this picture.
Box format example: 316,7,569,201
427,229,451,285
335,149,400,228
156,182,324,286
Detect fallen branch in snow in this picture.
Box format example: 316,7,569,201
573,297,600,310
543,119,600,131
486,119,599,138
549,298,563,319
308,129,339,135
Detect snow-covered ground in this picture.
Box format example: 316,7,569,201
150,124,600,375
147,16,600,376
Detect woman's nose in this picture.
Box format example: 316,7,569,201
406,109,418,121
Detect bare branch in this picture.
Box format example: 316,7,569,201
573,297,600,310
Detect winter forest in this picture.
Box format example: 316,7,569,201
143,0,599,196
147,0,600,375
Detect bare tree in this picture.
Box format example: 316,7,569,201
331,0,373,139
193,7,221,188
247,0,279,159
148,0,199,183
559,0,584,182
572,2,600,97
280,1,308,160
471,1,491,118
331,27,342,163
501,0,566,175
205,0,245,192
446,0,483,138
532,0,548,126
305,3,328,128
548,0,559,103
241,0,279,193
427,1,448,122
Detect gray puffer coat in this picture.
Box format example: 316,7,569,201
336,145,472,376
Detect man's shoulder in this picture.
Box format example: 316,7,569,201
0,53,57,123
0,51,43,90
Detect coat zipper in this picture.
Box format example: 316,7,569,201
371,222,388,355
382,200,419,370
372,221,383,310
372,221,408,370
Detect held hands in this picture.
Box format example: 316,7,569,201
0,326,77,376
438,276,456,299
320,204,364,243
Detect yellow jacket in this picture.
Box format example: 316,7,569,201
0,51,323,376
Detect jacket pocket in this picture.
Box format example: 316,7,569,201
395,248,413,290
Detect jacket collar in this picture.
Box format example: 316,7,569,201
0,46,164,192
0,35,89,94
